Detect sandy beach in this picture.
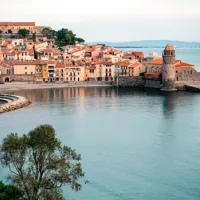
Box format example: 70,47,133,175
0,82,112,93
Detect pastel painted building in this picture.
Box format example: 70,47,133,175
64,65,85,82
12,61,36,75
47,61,56,82
85,66,97,81
55,63,65,82
128,63,145,76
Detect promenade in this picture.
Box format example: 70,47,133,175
0,82,112,92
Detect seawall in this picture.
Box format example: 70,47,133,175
0,94,31,113
116,76,161,89
116,77,200,92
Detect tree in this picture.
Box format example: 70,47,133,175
57,28,68,45
0,125,84,200
42,28,57,39
0,181,25,200
32,32,36,42
76,38,85,44
66,34,72,45
18,29,30,38
8,29,12,34
0,30,3,34
67,30,76,44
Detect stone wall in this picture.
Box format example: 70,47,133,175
144,80,161,89
117,76,145,87
117,76,161,89
0,74,35,83
0,94,31,113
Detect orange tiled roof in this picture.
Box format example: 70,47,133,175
10,60,47,65
85,66,96,70
55,63,65,68
128,63,141,68
132,52,144,56
175,61,194,68
148,59,194,67
148,59,163,65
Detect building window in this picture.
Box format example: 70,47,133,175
31,72,33,75
25,72,27,75
25,67,27,70
66,77,68,81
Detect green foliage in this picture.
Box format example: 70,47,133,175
18,29,30,38
43,28,85,46
8,29,12,34
0,30,2,34
0,181,25,200
42,28,57,39
0,125,84,200
32,32,36,42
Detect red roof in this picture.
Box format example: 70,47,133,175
55,63,65,68
132,52,144,57
85,66,95,70
175,61,194,68
148,59,163,65
128,63,141,68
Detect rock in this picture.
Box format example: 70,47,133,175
0,94,31,114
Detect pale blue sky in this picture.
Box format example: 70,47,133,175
1,0,200,42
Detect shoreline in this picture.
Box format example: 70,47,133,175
0,82,113,93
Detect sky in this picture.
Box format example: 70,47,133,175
1,0,200,42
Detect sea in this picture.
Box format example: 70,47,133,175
0,48,200,200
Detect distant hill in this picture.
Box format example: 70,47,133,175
89,40,200,48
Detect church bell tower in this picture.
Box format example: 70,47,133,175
161,43,176,91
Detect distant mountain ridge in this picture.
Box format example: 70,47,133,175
89,40,200,47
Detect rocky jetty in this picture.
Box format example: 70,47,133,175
0,94,31,113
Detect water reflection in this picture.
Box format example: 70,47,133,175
8,87,199,120
2,87,200,200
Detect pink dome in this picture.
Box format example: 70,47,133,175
165,43,174,51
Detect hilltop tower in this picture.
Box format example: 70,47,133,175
161,43,176,91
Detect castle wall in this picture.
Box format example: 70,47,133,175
117,76,145,87
117,76,161,89
144,80,161,89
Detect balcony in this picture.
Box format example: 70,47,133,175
48,74,55,78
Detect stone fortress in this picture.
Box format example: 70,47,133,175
0,22,51,34
117,43,200,91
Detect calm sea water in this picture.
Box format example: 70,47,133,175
120,47,200,71
1,87,200,200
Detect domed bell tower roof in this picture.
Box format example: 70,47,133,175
165,43,174,51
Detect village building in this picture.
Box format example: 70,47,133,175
55,63,65,82
0,22,51,34
64,65,85,82
128,63,145,77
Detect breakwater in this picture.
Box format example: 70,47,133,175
0,94,31,113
